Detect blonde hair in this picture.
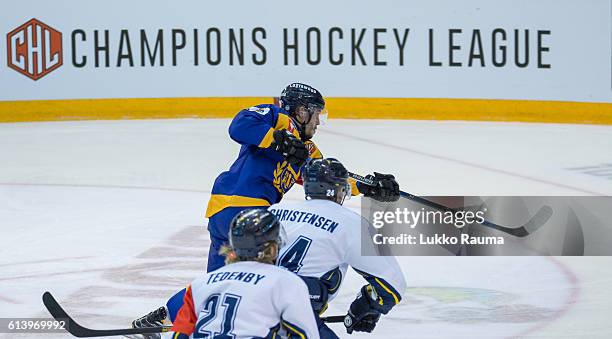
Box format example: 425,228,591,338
220,242,278,265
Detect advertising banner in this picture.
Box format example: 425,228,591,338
2,0,611,103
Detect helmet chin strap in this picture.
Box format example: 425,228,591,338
336,183,350,205
291,110,314,141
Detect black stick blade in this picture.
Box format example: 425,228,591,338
482,205,553,237
523,205,553,234
42,291,170,337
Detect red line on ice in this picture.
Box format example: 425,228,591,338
512,256,581,338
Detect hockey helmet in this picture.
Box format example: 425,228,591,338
303,158,351,204
279,83,328,139
229,209,286,260
279,82,325,114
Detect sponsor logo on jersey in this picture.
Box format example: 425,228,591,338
273,161,299,195
287,119,298,135
7,18,63,80
305,141,316,155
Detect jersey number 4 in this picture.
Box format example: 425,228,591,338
278,236,312,273
194,293,241,339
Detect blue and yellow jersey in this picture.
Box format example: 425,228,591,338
205,104,323,219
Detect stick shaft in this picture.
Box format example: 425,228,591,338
349,172,549,237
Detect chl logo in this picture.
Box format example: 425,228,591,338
7,18,63,80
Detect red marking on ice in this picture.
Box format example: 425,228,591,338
0,267,110,282
512,256,581,338
0,294,20,304
0,255,94,268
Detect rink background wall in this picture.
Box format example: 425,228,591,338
1,0,611,123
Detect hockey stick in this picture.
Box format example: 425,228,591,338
42,291,171,337
349,172,553,238
44,291,343,336
321,315,345,323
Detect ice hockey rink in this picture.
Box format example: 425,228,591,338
1,118,612,338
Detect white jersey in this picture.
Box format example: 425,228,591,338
169,261,319,339
270,199,407,306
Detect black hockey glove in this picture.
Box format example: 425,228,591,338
344,285,382,334
358,172,400,202
272,129,309,167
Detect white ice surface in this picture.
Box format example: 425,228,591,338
1,119,612,338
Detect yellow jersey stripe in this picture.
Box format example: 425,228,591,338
258,127,275,148
274,113,301,139
282,320,307,339
374,277,400,305
349,178,360,196
275,113,290,129
205,194,271,217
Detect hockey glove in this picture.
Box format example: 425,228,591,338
358,172,400,202
344,285,382,334
272,129,309,167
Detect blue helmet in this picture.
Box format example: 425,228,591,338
229,209,285,260
302,158,351,204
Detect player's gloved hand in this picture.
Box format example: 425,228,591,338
272,129,309,167
358,172,400,202
344,285,382,334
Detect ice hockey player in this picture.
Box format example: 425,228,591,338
166,208,320,339
132,82,401,329
203,82,400,273
269,158,407,338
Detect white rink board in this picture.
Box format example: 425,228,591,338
1,0,611,102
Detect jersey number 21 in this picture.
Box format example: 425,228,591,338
194,293,241,339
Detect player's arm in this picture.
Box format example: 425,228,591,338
229,106,309,166
347,228,407,311
352,267,404,313
168,285,197,339
343,220,407,333
277,275,321,339
228,105,281,148
344,264,405,334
